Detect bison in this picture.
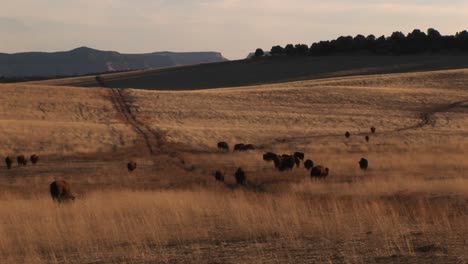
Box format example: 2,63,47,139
30,154,39,165
345,131,351,138
234,143,246,151
278,154,296,171
127,161,137,172
293,152,305,160
5,156,12,169
304,159,314,170
50,180,75,203
217,141,229,151
365,135,370,142
17,155,27,166
311,166,329,178
371,127,376,133
263,152,278,161
214,170,225,182
245,144,255,150
359,158,368,170
234,167,246,185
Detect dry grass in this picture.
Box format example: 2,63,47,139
0,186,466,264
0,68,468,263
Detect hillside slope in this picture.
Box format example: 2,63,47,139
35,55,468,90
0,47,227,77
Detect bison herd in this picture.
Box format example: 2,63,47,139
4,126,377,203
262,151,330,178
4,154,39,169
213,127,376,185
217,142,255,152
345,127,376,142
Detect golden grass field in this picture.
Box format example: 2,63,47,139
1,65,467,263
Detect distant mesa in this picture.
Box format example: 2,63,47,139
0,47,227,77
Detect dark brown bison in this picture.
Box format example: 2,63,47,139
17,155,27,166
371,127,376,133
30,154,39,165
50,180,75,203
234,167,246,185
304,159,314,170
273,155,282,169
279,154,295,171
311,166,329,178
214,170,225,182
345,131,351,138
245,144,255,150
234,143,246,151
359,158,368,170
217,141,229,151
365,135,370,142
5,156,12,169
293,152,305,160
127,161,137,172
263,152,278,161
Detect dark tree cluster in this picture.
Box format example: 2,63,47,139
253,29,468,57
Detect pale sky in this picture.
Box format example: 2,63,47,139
0,0,467,59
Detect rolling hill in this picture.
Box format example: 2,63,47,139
35,54,468,90
0,47,227,77
0,68,467,263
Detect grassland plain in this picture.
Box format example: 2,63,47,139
0,68,467,263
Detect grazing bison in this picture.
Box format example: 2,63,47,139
30,154,39,165
304,159,314,170
245,144,255,150
234,143,246,151
293,152,305,160
371,127,376,133
5,156,12,169
359,158,368,170
17,155,27,166
311,166,329,178
294,156,301,167
234,167,246,185
263,152,278,161
214,170,225,182
127,161,137,172
365,135,370,142
273,155,282,169
279,154,295,171
345,131,351,138
50,180,75,203
217,141,229,151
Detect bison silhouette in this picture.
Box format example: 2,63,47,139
17,155,27,166
359,158,368,170
234,167,246,185
311,166,329,178
293,152,305,160
217,141,229,151
263,152,278,161
214,170,225,182
304,159,314,170
234,143,246,151
5,156,12,169
127,161,137,172
30,154,39,165
50,180,75,203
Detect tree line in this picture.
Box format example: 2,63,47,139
254,29,468,57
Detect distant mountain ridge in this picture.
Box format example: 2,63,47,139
0,47,228,77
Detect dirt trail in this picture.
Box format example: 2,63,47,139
97,76,164,156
